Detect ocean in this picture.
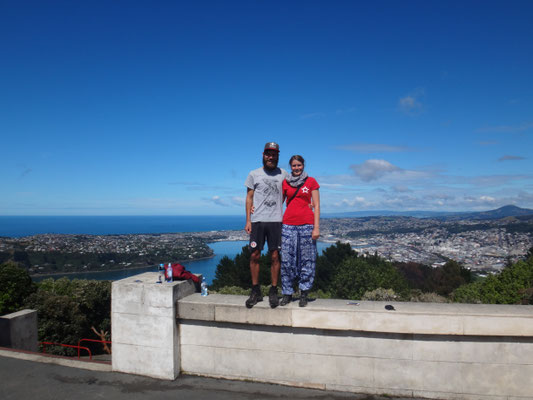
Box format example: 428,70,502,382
0,215,245,237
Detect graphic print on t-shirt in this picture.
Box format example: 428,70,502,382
261,178,281,208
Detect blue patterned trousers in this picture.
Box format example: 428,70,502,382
281,224,317,295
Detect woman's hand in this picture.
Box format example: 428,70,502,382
312,226,320,240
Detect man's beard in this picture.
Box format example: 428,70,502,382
263,158,278,170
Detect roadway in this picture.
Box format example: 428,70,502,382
0,353,419,400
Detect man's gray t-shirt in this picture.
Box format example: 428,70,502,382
245,167,288,223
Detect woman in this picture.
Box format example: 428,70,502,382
280,155,320,307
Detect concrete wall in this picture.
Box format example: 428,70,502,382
0,309,38,352
111,272,197,379
112,272,533,400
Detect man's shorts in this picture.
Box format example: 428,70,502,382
249,222,282,253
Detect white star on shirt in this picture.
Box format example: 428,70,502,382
302,186,309,193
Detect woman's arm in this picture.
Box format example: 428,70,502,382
311,189,320,240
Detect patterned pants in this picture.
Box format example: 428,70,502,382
281,224,317,295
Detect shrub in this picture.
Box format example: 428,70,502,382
0,262,36,315
453,256,533,304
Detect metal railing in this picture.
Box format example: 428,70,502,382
77,338,112,359
40,342,92,360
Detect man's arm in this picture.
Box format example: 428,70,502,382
245,188,254,234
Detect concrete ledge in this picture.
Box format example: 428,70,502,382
177,294,533,336
111,272,198,380
0,348,112,372
177,295,533,400
112,272,533,399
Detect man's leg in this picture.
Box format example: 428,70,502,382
250,249,261,285
268,249,281,308
270,249,280,286
246,248,263,308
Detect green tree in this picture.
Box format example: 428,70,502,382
429,260,472,296
0,262,36,315
24,278,111,355
314,241,357,292
453,256,533,304
329,254,409,300
394,260,471,296
210,245,274,291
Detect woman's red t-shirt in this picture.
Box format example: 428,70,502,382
282,177,320,226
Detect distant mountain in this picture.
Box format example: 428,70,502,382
323,205,533,220
436,205,533,221
323,210,456,218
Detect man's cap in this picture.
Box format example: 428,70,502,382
264,142,280,152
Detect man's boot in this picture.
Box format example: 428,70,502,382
269,286,279,308
245,285,263,308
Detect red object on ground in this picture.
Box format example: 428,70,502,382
171,263,199,283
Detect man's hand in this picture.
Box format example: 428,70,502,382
245,221,252,234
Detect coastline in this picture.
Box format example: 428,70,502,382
29,254,216,279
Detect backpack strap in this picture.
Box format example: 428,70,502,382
286,177,308,206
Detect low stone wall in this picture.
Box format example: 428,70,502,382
111,272,197,379
0,309,38,352
112,272,533,400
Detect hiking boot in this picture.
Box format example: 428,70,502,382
280,294,292,306
269,286,279,308
299,291,309,307
245,286,263,309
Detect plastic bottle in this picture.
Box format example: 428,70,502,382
157,263,164,283
165,263,173,283
201,276,208,296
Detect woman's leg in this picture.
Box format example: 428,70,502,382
297,224,317,292
281,224,297,295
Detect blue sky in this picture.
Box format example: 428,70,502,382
1,0,532,216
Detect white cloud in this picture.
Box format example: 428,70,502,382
464,195,497,205
398,88,425,115
392,185,411,193
476,121,533,133
424,193,455,201
300,112,326,120
335,196,370,208
211,196,227,206
350,159,401,182
231,196,245,206
498,155,526,162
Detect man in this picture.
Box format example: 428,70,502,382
244,142,288,308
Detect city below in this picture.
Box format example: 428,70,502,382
1,206,532,276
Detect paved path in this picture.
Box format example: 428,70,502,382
0,354,413,400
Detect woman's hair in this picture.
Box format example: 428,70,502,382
289,155,305,167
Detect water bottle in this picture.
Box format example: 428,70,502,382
157,263,164,283
201,276,208,296
165,263,173,283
